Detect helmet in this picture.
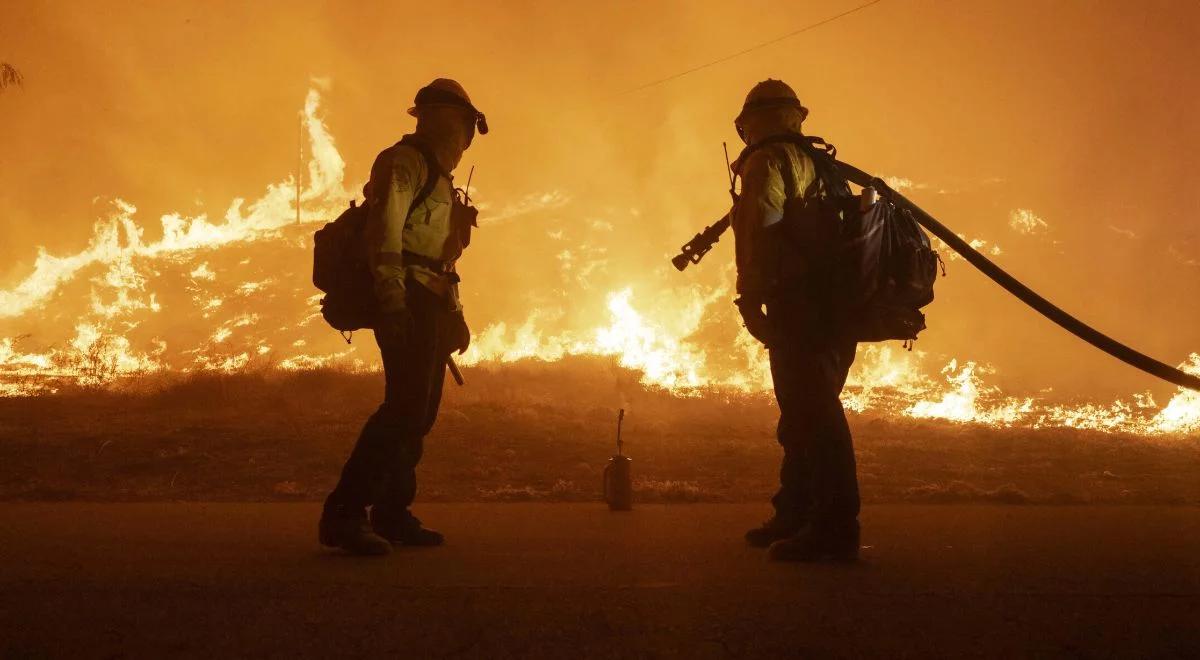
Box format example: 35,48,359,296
408,78,489,135
735,79,808,125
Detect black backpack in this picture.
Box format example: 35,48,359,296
312,137,440,335
752,134,941,344
836,195,941,343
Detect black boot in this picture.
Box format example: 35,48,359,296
767,522,860,562
371,509,444,547
319,504,392,556
745,513,806,548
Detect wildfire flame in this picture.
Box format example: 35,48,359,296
1,88,1196,437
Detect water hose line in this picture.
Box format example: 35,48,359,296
832,159,1200,392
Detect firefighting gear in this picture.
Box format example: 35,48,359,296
407,78,489,135
318,504,393,556
768,521,860,562
370,509,445,546
727,85,862,562
450,188,478,250
837,159,1200,391
313,182,431,333
446,356,465,386
376,308,415,347
604,455,633,511
447,310,471,355
744,512,807,548
746,135,936,344
603,409,633,511
685,82,1200,391
364,134,476,313
323,78,484,555
325,282,449,527
768,303,860,536
735,297,776,348
672,214,730,271
735,79,808,143
729,136,815,300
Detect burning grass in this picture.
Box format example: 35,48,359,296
1,357,1197,505
2,87,1196,436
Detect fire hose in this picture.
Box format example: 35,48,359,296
671,159,1200,393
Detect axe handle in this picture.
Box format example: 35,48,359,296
446,356,465,386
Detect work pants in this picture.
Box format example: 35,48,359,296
766,300,859,530
326,283,448,517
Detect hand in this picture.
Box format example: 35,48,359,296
735,297,775,348
375,307,415,346
448,310,471,355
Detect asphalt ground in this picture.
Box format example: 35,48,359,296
1,503,1198,658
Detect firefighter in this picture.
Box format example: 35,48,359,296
731,79,861,561
319,78,484,555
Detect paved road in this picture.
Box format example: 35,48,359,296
1,503,1198,658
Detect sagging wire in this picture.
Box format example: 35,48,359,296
622,0,885,95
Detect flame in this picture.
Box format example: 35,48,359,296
461,287,720,390
0,89,347,321
0,87,1196,438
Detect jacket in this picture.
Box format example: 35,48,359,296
363,136,466,313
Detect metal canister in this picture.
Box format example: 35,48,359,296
860,186,878,211
604,409,633,510
604,455,633,511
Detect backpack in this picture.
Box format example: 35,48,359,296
836,195,941,343
312,137,440,336
748,134,941,344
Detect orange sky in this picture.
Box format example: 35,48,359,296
2,0,1198,400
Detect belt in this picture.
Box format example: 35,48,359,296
401,250,454,274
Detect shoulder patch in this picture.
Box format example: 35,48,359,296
738,148,780,180
390,145,428,194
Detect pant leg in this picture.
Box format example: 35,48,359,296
768,348,811,521
815,339,859,527
375,284,448,514
768,334,859,528
326,284,446,511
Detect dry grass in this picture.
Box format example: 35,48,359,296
1,357,1198,505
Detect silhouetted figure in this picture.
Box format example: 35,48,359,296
320,79,485,555
731,80,860,561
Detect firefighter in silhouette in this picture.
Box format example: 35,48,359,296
732,80,860,561
320,79,483,555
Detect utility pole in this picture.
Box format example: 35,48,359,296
296,113,303,225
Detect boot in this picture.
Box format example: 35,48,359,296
767,522,860,562
371,509,445,547
745,513,806,548
319,504,392,556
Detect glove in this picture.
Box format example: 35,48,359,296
375,307,415,346
735,297,776,349
448,310,471,355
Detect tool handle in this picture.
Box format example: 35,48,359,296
447,356,465,386
616,408,624,455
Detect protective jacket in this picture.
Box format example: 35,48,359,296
364,135,468,313
730,133,816,299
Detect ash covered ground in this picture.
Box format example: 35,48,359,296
3,357,1197,505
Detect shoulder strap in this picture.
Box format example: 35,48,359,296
770,134,851,201
396,135,445,215
774,144,799,201
741,134,830,201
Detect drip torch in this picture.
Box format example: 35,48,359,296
603,408,633,511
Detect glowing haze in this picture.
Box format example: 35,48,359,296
1,2,1197,435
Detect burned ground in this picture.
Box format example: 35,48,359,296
2,357,1197,505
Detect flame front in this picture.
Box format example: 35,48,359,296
1,88,1196,437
